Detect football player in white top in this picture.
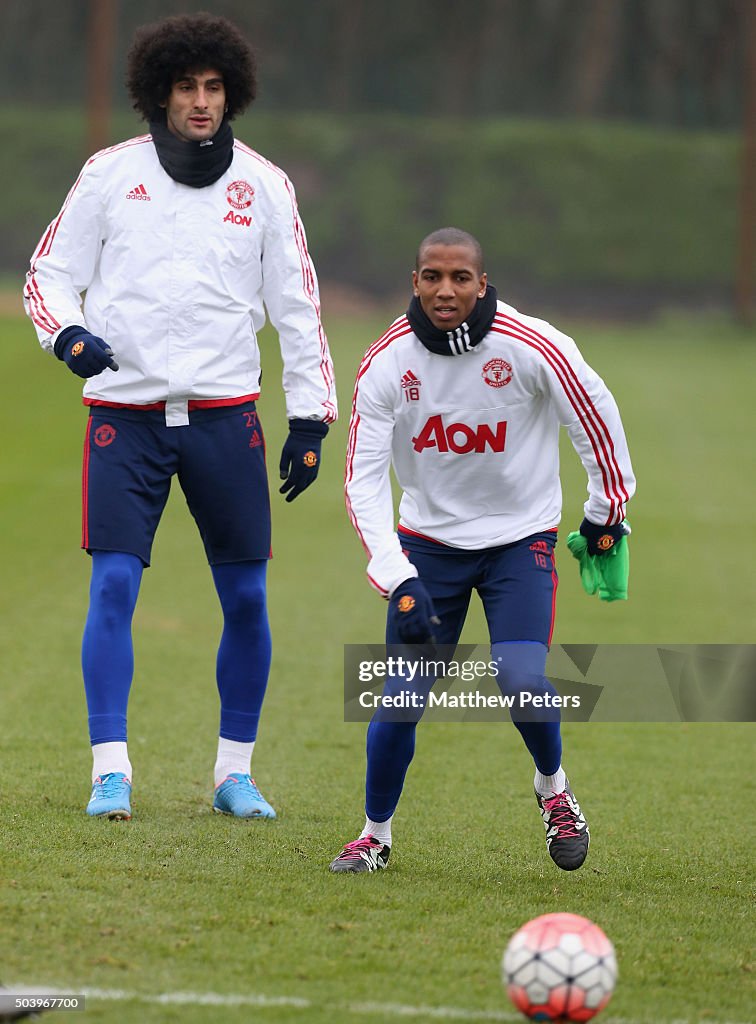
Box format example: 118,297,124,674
25,13,336,822
331,228,634,873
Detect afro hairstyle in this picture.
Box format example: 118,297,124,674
126,12,257,121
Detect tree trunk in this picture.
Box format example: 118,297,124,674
736,0,756,323
570,0,623,116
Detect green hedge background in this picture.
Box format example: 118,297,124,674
3,110,739,302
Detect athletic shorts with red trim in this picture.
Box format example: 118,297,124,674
393,526,558,646
82,402,271,566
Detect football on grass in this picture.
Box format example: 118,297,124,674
502,912,617,1022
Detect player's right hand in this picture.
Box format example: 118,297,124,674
55,325,119,378
389,578,440,644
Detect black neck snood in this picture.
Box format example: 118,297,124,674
407,285,498,356
149,111,234,188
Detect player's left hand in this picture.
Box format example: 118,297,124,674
389,578,441,644
278,418,329,502
578,518,631,556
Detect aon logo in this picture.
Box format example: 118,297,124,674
412,414,507,454
224,210,252,227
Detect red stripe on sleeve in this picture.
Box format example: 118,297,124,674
235,141,336,421
492,316,628,523
497,313,630,515
27,137,152,341
344,320,414,563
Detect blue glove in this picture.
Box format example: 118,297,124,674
54,325,119,378
278,418,329,502
389,578,440,644
579,517,630,556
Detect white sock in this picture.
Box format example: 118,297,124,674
214,738,255,787
360,814,393,846
534,765,566,798
91,742,132,784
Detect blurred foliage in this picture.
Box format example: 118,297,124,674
5,110,738,301
0,0,748,128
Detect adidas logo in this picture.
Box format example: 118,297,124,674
401,370,421,389
359,848,382,870
126,183,151,201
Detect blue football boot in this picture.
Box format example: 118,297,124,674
86,772,132,820
213,773,276,819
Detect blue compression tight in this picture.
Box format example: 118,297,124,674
364,641,562,822
211,560,272,743
82,554,271,746
83,552,143,744
491,641,562,776
365,716,418,823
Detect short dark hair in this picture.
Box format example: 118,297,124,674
126,12,257,121
416,228,484,276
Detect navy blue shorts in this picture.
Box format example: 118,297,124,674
392,527,559,646
82,403,271,566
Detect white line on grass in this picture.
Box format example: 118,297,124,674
83,988,310,1009
81,990,514,1019
75,988,753,1024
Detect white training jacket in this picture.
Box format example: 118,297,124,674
24,135,337,427
345,301,635,596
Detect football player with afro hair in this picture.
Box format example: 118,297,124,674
24,12,336,824
126,12,257,121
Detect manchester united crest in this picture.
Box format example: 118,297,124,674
226,180,255,210
482,358,513,388
94,424,116,448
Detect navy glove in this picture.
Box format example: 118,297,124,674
579,517,630,556
278,418,329,502
389,578,440,644
54,325,118,378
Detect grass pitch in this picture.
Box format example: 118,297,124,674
0,308,754,1023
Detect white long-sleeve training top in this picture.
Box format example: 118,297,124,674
345,301,635,596
24,134,337,427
